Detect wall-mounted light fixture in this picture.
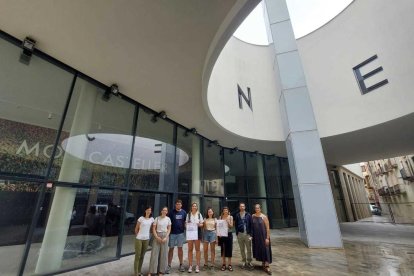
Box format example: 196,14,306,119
20,37,36,65
184,127,197,137
207,140,219,147
151,111,167,123
102,83,119,102
229,146,239,154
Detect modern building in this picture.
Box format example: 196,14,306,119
1,0,414,275
327,165,370,223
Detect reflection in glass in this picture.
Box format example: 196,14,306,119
224,150,246,196
267,199,287,228
52,77,135,186
129,109,175,191
0,34,297,275
203,197,222,218
25,187,122,275
177,194,190,212
264,156,283,197
176,127,201,195
248,198,268,215
203,142,224,196
0,180,40,275
121,192,169,255
226,198,248,216
281,158,293,197
246,153,266,197
0,38,73,177
287,199,298,226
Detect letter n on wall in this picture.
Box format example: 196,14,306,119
237,84,253,111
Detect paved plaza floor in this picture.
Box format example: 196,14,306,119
59,221,414,276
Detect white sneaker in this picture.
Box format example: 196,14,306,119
179,264,185,272
195,265,200,273
188,266,193,273
165,265,171,274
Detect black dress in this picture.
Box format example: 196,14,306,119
252,214,272,263
218,216,233,258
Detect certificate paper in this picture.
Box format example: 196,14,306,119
186,223,198,240
216,220,228,237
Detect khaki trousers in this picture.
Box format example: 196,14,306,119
134,239,149,274
237,232,252,263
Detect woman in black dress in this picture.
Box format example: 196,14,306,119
251,204,272,275
217,206,234,271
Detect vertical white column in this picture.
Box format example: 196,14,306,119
256,155,266,198
36,81,98,273
265,0,342,247
348,176,360,220
156,143,175,213
191,136,201,206
353,178,363,219
338,170,355,222
354,179,364,218
360,181,370,217
345,175,358,220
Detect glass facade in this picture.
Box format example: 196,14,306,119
0,31,295,275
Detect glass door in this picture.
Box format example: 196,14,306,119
202,196,223,218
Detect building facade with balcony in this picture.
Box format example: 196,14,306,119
362,156,414,223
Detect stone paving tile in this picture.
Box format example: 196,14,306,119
59,223,414,276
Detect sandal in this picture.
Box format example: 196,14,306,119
264,266,272,275
228,265,233,271
221,264,226,271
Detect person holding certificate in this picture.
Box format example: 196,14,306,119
185,202,204,273
217,206,234,272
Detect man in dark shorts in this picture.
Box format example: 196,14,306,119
166,199,187,273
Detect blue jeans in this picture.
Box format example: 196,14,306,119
168,233,185,247
203,230,216,243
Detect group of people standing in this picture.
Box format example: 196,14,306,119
134,199,272,276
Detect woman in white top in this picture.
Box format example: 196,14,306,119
148,207,171,276
203,207,217,269
186,202,204,273
218,206,234,272
134,206,154,276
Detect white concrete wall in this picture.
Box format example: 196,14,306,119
344,164,364,178
207,0,414,141
207,37,284,141
297,0,414,138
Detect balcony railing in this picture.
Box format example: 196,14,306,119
383,163,393,172
400,168,414,182
377,187,388,196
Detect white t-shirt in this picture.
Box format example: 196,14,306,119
154,216,172,233
186,212,204,224
136,217,155,240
